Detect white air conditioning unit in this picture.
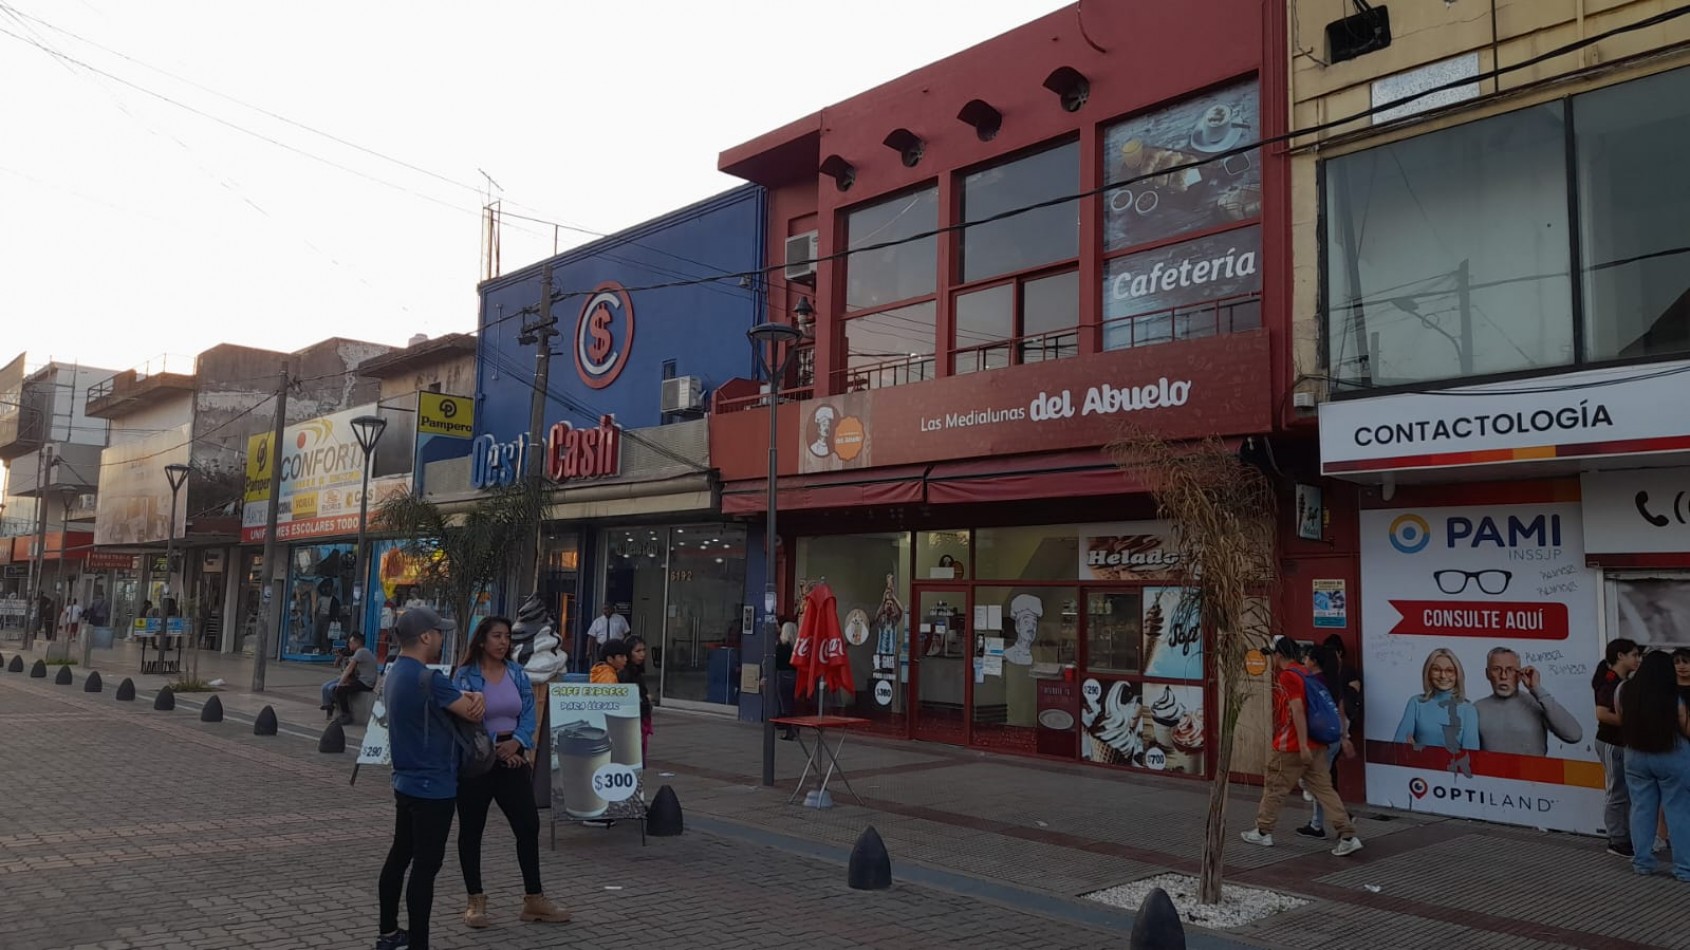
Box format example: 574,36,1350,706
661,375,703,414
783,231,819,284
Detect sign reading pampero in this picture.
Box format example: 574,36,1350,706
1321,360,1690,475
1581,467,1690,554
1360,502,1602,834
242,406,407,542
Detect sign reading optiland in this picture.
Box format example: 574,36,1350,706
242,405,409,543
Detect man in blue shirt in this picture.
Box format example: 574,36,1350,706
376,607,483,950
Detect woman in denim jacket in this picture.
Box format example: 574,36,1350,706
451,616,570,928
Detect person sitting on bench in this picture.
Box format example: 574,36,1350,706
321,631,379,724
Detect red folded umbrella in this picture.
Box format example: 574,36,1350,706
794,581,853,700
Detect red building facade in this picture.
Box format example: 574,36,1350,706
712,1,1319,783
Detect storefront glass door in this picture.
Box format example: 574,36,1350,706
912,588,969,745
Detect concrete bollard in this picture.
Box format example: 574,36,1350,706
7,655,21,673
30,659,47,678
115,678,136,701
253,705,278,736
153,687,175,711
54,665,73,685
84,671,103,693
318,720,346,754
847,826,893,891
1129,887,1186,950
647,785,684,837
200,695,224,722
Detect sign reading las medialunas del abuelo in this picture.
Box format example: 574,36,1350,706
712,329,1273,481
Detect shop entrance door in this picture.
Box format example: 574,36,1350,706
910,587,970,745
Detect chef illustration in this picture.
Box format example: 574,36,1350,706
808,405,836,459
1004,594,1043,666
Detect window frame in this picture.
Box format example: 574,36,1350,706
950,264,1082,375
836,183,942,392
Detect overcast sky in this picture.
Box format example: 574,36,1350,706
0,0,1070,374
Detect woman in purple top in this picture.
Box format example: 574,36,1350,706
451,616,571,929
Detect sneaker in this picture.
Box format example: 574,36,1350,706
375,931,409,950
1240,829,1274,847
1331,836,1364,857
1295,824,1326,839
1301,786,1314,803
1608,843,1636,858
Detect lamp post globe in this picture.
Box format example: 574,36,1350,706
349,415,388,642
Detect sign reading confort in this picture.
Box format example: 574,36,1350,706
471,414,624,489
242,405,408,542
1319,359,1690,475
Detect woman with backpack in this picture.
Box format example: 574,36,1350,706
451,616,572,929
1619,650,1690,881
1298,644,1357,839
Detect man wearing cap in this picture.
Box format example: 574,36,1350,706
376,607,484,950
1004,595,1043,666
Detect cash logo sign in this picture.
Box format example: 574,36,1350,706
575,282,636,390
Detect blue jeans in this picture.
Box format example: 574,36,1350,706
320,679,337,708
1625,739,1690,880
1309,742,1342,830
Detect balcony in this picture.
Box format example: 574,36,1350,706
85,354,197,419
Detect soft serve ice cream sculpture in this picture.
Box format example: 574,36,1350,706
509,593,567,685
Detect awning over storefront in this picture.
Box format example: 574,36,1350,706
721,464,927,515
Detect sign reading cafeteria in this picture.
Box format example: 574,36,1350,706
1360,501,1602,834
798,330,1269,474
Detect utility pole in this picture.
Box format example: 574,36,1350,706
516,265,558,595
250,368,290,692
25,445,55,643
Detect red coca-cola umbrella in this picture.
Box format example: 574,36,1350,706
794,580,853,700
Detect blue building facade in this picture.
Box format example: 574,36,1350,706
473,185,767,713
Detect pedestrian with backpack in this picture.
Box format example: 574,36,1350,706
1297,644,1357,839
1243,636,1363,857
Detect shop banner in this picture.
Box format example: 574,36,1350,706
1320,358,1690,475
1580,467,1690,554
95,425,192,546
547,682,643,820
414,392,475,494
794,330,1270,475
1077,522,1179,581
1361,502,1603,834
242,405,410,543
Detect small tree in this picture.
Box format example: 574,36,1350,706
375,482,544,661
1111,429,1278,906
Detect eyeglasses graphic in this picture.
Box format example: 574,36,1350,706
1433,569,1512,596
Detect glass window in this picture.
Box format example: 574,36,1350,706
844,302,935,390
663,525,748,705
975,524,1080,581
1086,590,1142,674
973,586,1078,752
1104,80,1262,252
954,285,1013,375
1023,270,1080,363
845,187,938,312
282,543,354,662
1104,225,1263,350
1324,104,1574,388
1575,68,1690,363
961,141,1080,283
916,530,970,579
795,532,912,732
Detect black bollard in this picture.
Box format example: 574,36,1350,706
847,826,893,891
115,678,136,701
30,659,47,678
253,705,278,736
647,784,684,837
200,695,224,723
1129,887,1186,950
7,654,22,673
84,671,102,693
54,665,73,685
153,687,175,711
318,720,346,753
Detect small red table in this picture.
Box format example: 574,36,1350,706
771,715,869,807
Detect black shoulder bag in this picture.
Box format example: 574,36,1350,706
420,666,498,780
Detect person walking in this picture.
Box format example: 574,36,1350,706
623,635,654,760
62,598,82,640
452,616,571,929
1618,650,1690,881
1243,636,1363,856
1297,644,1356,839
1594,638,1642,858
375,607,484,950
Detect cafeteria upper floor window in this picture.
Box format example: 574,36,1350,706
844,186,938,313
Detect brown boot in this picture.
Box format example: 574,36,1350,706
520,893,572,923
463,893,490,929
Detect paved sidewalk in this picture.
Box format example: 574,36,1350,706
5,646,1684,949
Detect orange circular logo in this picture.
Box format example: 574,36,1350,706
833,416,865,461
1243,649,1268,676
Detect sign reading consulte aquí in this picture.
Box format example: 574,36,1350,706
1319,359,1690,475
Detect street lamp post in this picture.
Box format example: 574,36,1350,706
350,415,388,645
748,318,803,788
52,486,78,651
161,463,191,614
